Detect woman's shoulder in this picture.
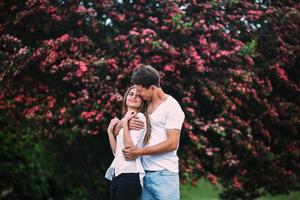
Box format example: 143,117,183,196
137,112,146,122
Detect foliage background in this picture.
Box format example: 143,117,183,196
0,0,299,199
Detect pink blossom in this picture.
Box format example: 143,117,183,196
220,50,231,56
47,96,56,108
48,51,58,62
231,104,236,110
151,55,163,63
76,61,88,72
107,58,118,69
183,122,191,129
115,35,127,41
23,106,40,119
189,132,199,143
58,118,65,125
75,69,83,77
149,16,159,24
199,37,208,45
117,14,125,22
14,95,23,103
46,111,53,120
164,64,175,72
68,92,76,98
138,13,145,18
59,34,70,42
265,9,273,14
52,15,61,21
206,148,214,156
141,28,157,36
195,163,202,171
186,107,195,114
210,43,218,51
245,56,255,66
233,176,241,189
76,5,88,14
161,41,169,49
161,25,169,30
209,24,219,31
129,30,139,35
60,107,66,114
44,39,55,46
77,20,83,27
80,110,97,120
248,10,263,16
208,174,218,185
95,112,103,121
274,64,288,82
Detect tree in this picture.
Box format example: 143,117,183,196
1,0,299,199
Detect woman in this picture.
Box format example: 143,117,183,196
105,86,151,200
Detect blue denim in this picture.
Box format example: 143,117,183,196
141,170,179,200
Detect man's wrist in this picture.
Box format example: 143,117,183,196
138,147,144,156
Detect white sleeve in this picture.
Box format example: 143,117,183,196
165,102,185,131
129,113,146,146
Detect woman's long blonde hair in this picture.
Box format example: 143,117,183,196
121,86,151,145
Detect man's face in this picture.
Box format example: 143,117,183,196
134,84,153,101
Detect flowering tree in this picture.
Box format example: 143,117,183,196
1,0,299,199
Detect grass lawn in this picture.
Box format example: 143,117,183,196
180,179,300,200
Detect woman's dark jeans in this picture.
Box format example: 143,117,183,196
110,173,142,200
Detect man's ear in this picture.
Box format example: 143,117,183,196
150,85,156,91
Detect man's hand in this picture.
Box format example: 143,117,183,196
128,116,144,130
122,146,142,160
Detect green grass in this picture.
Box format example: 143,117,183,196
180,180,300,200
180,179,220,200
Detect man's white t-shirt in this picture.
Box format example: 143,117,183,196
105,112,146,185
142,95,185,173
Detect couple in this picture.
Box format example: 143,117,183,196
105,64,185,200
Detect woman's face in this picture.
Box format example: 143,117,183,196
126,88,142,109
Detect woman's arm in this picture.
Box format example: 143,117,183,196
123,121,134,148
107,131,117,154
113,120,122,136
122,111,136,148
107,117,120,155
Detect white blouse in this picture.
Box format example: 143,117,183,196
105,112,146,187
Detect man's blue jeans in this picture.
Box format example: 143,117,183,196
141,170,179,200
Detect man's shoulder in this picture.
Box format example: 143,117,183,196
166,95,182,108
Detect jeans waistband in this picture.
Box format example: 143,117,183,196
145,169,170,173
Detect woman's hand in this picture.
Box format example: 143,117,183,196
107,117,120,135
122,111,137,126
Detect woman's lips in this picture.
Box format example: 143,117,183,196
128,99,138,103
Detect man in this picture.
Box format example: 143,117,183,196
123,64,185,200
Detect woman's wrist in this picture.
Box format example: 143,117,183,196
122,118,129,126
107,130,113,135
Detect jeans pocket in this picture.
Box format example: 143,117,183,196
159,170,177,176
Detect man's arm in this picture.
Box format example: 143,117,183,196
123,129,180,160
113,116,145,136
